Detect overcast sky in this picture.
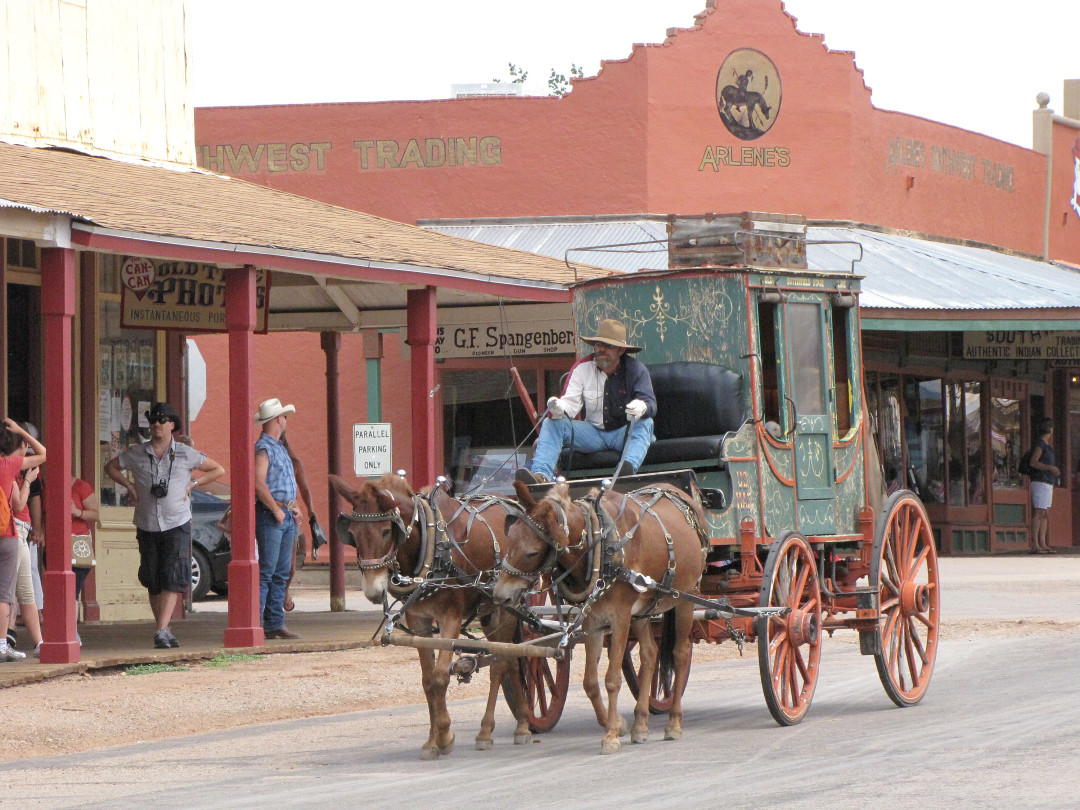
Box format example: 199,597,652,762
189,0,1079,149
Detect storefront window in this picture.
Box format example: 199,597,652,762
867,371,903,493
946,380,984,506
991,395,1022,488
98,256,158,506
906,378,943,504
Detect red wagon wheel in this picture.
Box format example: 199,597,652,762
622,610,690,715
756,531,822,726
871,490,940,707
503,588,571,733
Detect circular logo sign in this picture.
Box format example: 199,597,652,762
716,49,782,140
120,256,156,299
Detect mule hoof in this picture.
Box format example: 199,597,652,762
617,716,629,737
419,746,441,761
475,738,493,751
438,738,455,756
663,727,683,741
600,737,622,755
514,732,532,746
631,729,649,744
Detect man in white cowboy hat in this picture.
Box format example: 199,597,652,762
105,402,224,649
516,318,657,484
254,397,303,639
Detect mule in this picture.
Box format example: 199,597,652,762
329,472,532,760
495,479,708,754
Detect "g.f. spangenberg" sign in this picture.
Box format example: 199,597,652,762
435,305,575,359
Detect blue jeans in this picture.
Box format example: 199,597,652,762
530,417,655,479
256,509,297,632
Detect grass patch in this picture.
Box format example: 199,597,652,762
124,663,190,675
203,653,262,669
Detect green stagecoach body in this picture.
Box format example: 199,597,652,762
569,262,869,547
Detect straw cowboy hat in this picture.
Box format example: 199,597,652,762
254,398,296,424
581,319,642,353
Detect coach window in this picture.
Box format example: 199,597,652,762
757,299,782,430
829,296,855,436
97,254,160,506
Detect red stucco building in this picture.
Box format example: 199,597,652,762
194,0,1080,554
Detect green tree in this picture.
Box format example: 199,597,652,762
548,64,584,97
491,63,529,84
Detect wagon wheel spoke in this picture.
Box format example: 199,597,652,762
503,590,571,734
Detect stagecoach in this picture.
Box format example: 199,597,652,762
350,212,939,755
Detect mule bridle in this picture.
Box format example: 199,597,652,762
500,500,571,584
335,499,412,571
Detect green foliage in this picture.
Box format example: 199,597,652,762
491,62,529,84
124,663,189,675
491,62,584,96
548,64,584,97
204,653,261,669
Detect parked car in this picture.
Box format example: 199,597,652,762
189,488,231,601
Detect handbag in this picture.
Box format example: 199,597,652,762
71,534,96,568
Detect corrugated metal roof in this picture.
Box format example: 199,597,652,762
806,227,1080,311
423,219,670,274
423,218,1080,316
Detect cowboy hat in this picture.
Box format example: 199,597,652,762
255,398,296,425
581,319,642,353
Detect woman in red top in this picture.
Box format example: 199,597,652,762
0,419,46,663
70,478,99,600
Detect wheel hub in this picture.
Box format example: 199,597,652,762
786,607,820,646
901,581,929,615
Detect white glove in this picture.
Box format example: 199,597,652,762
547,396,566,419
625,399,647,421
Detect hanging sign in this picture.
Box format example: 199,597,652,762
120,258,270,333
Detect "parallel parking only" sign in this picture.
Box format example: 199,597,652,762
353,423,392,476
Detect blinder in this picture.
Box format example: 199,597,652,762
335,503,411,570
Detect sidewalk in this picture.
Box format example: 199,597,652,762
0,589,386,689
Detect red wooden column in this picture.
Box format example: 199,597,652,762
406,287,437,486
39,247,78,664
320,331,345,611
224,265,262,647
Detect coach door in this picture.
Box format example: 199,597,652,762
782,296,837,534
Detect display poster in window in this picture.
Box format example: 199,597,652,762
120,258,271,333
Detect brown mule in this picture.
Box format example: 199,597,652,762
329,472,532,760
495,480,707,754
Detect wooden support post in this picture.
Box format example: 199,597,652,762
78,251,100,621
39,247,79,664
224,265,262,647
320,331,345,612
406,287,437,486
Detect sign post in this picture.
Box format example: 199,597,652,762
353,423,392,477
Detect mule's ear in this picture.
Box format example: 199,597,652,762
329,474,356,503
504,513,519,535
375,488,398,512
513,480,537,508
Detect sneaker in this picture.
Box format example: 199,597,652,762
264,627,301,640
0,647,27,662
514,468,549,485
166,631,180,648
32,643,40,659
153,630,172,649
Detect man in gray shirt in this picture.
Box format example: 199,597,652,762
105,402,224,649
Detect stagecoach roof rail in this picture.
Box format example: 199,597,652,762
564,238,668,270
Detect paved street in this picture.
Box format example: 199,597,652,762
3,555,1079,809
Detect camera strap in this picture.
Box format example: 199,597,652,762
154,447,175,496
